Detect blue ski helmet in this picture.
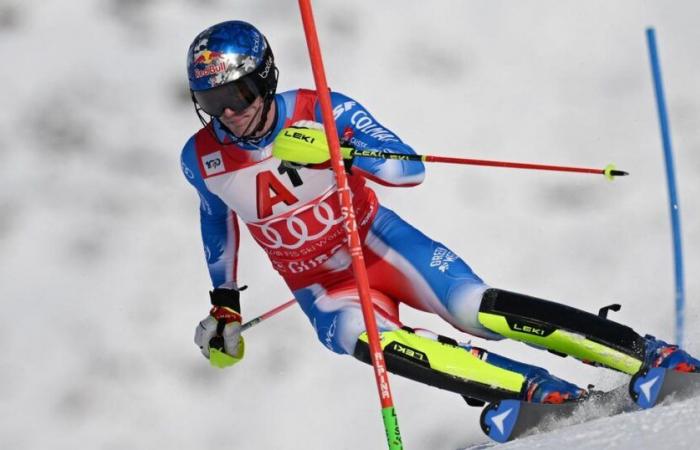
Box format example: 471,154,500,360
187,21,278,118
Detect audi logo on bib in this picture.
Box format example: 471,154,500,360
248,190,345,253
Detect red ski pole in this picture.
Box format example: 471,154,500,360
298,1,403,449
349,149,628,180
241,299,297,332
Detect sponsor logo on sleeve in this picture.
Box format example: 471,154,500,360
202,151,225,176
430,246,458,273
324,316,338,351
350,110,399,142
332,101,356,120
181,161,195,179
198,192,213,215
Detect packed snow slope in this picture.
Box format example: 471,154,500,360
463,393,700,450
1,1,699,449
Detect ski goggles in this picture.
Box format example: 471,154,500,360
192,76,263,117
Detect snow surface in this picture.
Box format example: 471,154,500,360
2,1,700,449
463,393,700,450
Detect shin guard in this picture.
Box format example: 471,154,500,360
353,328,526,403
478,289,646,374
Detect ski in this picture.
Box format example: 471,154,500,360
479,384,635,443
629,368,700,409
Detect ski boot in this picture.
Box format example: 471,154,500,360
523,368,587,404
643,335,700,373
482,350,587,404
628,335,700,408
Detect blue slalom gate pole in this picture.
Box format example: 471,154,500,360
646,28,685,347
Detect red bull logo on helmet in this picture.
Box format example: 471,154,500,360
193,50,227,79
194,62,227,79
193,49,222,64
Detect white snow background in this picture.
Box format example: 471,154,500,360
1,1,699,449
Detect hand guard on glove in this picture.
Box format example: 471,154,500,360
194,287,246,368
272,120,354,170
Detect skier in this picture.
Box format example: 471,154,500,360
181,20,699,406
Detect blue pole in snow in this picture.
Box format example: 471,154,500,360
646,28,685,347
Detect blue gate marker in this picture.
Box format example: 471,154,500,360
646,28,685,347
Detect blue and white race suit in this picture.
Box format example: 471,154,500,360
181,89,497,355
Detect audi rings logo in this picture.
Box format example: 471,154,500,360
251,199,344,250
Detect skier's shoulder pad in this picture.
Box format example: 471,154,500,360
180,134,206,189
278,89,299,120
278,88,323,122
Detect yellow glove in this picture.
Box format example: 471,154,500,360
272,121,353,165
194,288,246,369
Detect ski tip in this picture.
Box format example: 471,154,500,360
480,400,521,443
630,367,667,409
